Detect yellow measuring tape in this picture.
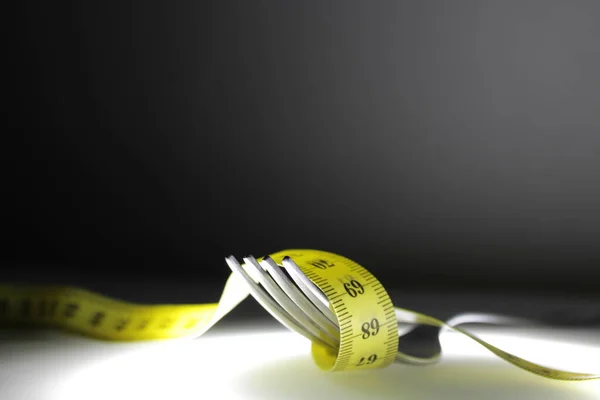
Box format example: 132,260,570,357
0,249,598,380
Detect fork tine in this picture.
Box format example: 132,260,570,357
281,257,338,325
261,256,339,338
243,256,338,347
225,256,334,349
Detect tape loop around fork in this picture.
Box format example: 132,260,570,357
264,250,399,372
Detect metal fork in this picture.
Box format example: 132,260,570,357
225,254,553,368
226,254,458,366
226,255,444,362
225,255,340,350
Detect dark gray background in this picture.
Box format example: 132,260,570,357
5,1,600,295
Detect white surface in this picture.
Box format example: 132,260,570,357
0,326,599,400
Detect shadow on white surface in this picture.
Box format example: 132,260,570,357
0,327,598,400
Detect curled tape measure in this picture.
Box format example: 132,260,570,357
0,249,598,380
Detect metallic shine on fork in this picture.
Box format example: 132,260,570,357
225,255,339,350
226,254,538,368
225,254,449,366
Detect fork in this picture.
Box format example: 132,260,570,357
224,254,533,366
225,254,445,365
225,255,340,350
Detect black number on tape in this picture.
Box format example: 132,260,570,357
137,319,150,330
115,319,129,331
309,259,335,270
343,280,364,298
63,303,79,318
160,318,174,329
356,354,378,366
361,318,380,339
90,312,106,326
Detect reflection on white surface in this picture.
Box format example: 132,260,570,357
0,327,599,400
